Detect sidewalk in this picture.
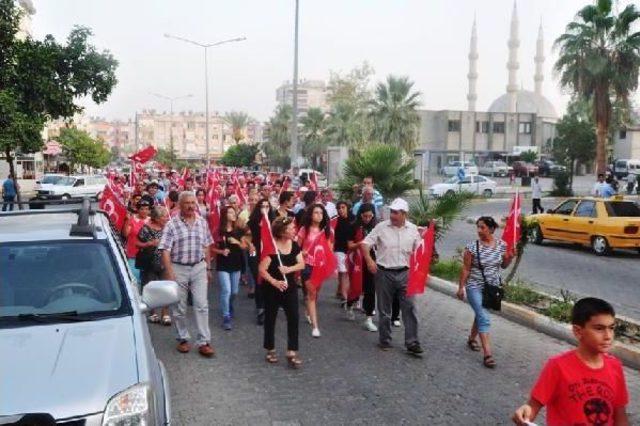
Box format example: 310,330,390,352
149,279,639,425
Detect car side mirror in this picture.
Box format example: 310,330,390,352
141,280,180,312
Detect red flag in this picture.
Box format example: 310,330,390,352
177,167,190,189
501,191,522,253
346,228,365,300
406,221,436,297
208,202,221,242
309,233,337,290
129,162,137,188
309,171,318,191
260,213,277,261
99,184,127,232
128,145,157,164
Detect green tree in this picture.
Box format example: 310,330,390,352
263,105,292,170
554,0,640,174
324,101,369,149
58,128,110,171
220,143,259,167
0,0,117,206
520,150,538,163
336,144,416,200
300,107,327,171
369,75,421,153
155,146,177,168
224,111,251,144
408,189,472,241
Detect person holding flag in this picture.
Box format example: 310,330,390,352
457,216,514,369
259,216,306,368
361,198,424,355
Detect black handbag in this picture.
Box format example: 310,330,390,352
476,240,504,311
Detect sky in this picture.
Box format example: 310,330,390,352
30,0,640,123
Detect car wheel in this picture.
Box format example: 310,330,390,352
483,189,493,198
61,194,71,201
530,225,544,245
446,190,455,196
591,236,610,256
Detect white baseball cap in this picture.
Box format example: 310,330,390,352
389,198,409,212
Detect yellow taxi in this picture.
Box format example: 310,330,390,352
528,196,640,255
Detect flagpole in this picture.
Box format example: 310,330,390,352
514,189,519,251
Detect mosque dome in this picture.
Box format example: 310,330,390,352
488,90,558,119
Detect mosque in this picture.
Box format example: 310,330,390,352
415,2,559,179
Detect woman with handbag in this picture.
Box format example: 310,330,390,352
457,216,514,369
137,206,170,324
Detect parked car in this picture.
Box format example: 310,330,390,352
440,161,479,177
429,175,497,197
528,196,640,255
613,159,640,180
297,168,327,187
34,174,66,192
536,160,566,177
511,161,538,177
36,174,108,201
478,161,509,177
0,201,178,423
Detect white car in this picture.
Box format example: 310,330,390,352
429,175,497,197
36,175,108,201
441,161,479,177
34,174,66,192
478,161,509,177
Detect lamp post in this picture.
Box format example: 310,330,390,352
290,0,301,168
150,93,193,163
164,33,246,165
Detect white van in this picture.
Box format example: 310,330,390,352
36,175,108,200
614,159,640,179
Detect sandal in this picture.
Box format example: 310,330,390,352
161,315,172,326
286,354,302,369
467,339,481,352
148,314,160,323
265,350,278,364
483,355,497,369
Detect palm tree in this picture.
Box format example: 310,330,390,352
300,107,327,171
408,188,473,241
324,101,369,148
369,75,421,153
263,105,292,170
554,0,640,174
224,111,251,144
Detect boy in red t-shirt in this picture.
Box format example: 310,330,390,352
512,297,629,426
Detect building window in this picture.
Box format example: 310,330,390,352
448,120,461,132
619,129,627,139
519,122,532,134
493,122,505,134
475,121,489,133
187,122,195,130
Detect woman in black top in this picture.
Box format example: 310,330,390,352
211,205,247,331
334,201,354,303
259,216,305,368
247,198,276,325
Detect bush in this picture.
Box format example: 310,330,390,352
220,143,259,167
431,258,462,281
550,171,573,196
542,300,574,323
504,281,543,306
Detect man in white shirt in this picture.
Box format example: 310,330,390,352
320,189,337,218
531,177,543,214
591,174,606,197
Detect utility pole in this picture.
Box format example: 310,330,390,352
290,0,300,168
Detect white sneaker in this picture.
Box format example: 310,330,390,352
392,320,402,327
311,328,321,338
346,308,355,321
364,317,378,332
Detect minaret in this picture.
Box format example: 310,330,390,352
466,16,479,111
506,1,519,113
534,20,544,97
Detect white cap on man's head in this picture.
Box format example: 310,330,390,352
389,198,409,212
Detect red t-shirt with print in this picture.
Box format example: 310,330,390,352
531,350,628,426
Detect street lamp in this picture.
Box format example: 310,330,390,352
150,92,193,161
289,0,303,169
164,33,246,166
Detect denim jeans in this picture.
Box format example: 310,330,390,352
466,285,491,333
2,195,15,212
218,270,241,317
127,258,141,287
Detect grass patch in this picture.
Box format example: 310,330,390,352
541,300,574,323
431,258,462,282
504,281,544,307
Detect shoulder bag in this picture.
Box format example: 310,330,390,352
476,240,503,311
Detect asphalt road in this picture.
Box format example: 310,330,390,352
439,197,640,321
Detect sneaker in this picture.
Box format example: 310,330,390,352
222,315,232,331
406,342,424,355
392,320,402,328
311,328,321,338
346,308,355,321
363,317,378,332
176,340,191,353
198,343,215,357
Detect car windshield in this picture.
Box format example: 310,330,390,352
41,175,64,184
56,177,76,186
445,177,460,184
604,202,640,217
0,241,127,323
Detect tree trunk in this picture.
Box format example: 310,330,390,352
595,122,607,175
594,86,611,175
4,148,23,210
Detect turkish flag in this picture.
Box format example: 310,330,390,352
99,184,127,232
128,145,157,163
309,172,318,191
406,221,436,297
260,213,277,261
347,228,365,300
177,167,190,189
501,191,522,253
208,203,221,243
309,233,337,290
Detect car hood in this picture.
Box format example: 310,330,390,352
429,183,453,190
0,316,138,420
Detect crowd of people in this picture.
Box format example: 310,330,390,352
100,164,630,425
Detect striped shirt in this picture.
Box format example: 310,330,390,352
159,214,213,265
465,239,506,290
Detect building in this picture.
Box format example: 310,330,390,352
17,0,35,39
614,110,640,160
275,79,329,114
415,3,559,178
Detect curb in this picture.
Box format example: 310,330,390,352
428,275,640,370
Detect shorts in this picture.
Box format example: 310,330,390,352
335,252,347,273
